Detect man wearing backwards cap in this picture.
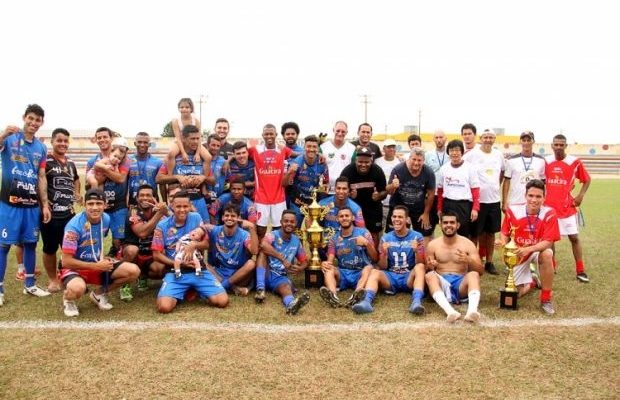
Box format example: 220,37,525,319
502,131,546,211
59,188,140,317
340,146,387,248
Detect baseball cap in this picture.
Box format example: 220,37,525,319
111,136,129,149
383,139,397,147
520,131,535,140
84,188,106,202
356,146,373,157
482,128,496,136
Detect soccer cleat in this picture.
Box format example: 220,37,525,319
23,285,51,297
254,288,266,304
447,311,462,323
484,262,499,275
409,302,426,315
0,293,4,307
351,299,374,314
63,299,80,317
119,284,133,302
137,277,148,292
89,291,113,311
344,289,366,308
464,311,480,323
576,272,590,283
233,286,249,297
286,292,310,315
319,286,342,308
541,301,555,315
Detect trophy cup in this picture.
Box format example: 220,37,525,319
499,226,519,310
299,188,334,288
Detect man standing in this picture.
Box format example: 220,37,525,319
204,134,227,204
321,121,356,194
281,121,304,153
0,104,52,305
374,139,401,229
127,132,163,205
352,206,427,315
463,129,505,275
544,134,591,282
215,117,233,159
209,180,257,225
153,191,228,313
424,129,448,238
461,123,478,154
228,141,256,200
340,147,387,247
424,211,483,323
319,207,377,308
351,123,382,159
318,176,365,231
502,131,546,211
498,179,560,314
59,189,140,317
41,128,81,293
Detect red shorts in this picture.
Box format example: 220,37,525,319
59,261,122,286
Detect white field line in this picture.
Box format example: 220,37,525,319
0,317,618,333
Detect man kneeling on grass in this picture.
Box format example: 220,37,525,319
352,206,427,315
255,210,310,315
424,211,483,323
60,189,140,317
152,190,228,313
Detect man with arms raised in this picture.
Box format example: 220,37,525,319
425,211,483,323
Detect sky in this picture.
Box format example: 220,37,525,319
2,1,619,144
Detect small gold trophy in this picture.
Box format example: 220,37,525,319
499,226,519,309
299,188,334,288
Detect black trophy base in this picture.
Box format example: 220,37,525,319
499,289,519,310
305,269,324,288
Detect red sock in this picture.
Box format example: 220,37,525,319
479,246,487,261
540,289,552,303
530,282,538,289
575,260,585,274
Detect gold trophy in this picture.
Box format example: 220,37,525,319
499,226,519,309
299,188,334,288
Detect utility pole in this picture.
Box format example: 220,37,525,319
198,94,208,127
418,108,422,135
361,94,371,123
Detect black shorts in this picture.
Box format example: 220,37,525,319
363,210,384,233
476,202,501,235
430,196,439,227
40,216,73,255
443,198,474,238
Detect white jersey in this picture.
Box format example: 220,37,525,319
374,157,401,205
463,147,505,203
437,161,480,201
320,140,356,193
503,153,546,206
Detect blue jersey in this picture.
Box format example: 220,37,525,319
206,225,251,269
289,155,328,204
228,159,255,200
172,152,204,200
152,212,203,259
207,155,227,200
208,193,257,224
380,229,424,273
265,230,306,275
287,143,304,156
319,196,366,231
86,153,129,211
0,132,47,207
327,227,373,270
61,212,111,262
128,154,163,204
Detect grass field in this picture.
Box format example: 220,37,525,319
1,179,619,399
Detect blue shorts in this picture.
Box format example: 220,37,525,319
192,198,209,222
157,270,225,300
265,270,292,293
442,273,466,303
384,270,411,294
338,269,363,291
108,208,128,240
0,203,40,245
215,266,237,280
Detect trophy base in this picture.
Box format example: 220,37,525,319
304,269,324,288
499,289,519,310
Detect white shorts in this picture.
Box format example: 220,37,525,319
256,201,287,228
558,215,579,236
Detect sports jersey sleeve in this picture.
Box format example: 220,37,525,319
501,208,515,237
503,159,514,179
118,157,131,174
61,225,80,255
246,201,257,223
209,198,221,217
151,223,165,252
38,143,48,169
263,232,274,245
541,210,561,242
241,229,252,252
575,160,591,183
296,241,307,263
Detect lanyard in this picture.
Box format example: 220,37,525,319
525,207,540,240
521,155,532,172
89,220,104,262
436,151,446,167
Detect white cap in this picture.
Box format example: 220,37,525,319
383,138,397,147
482,128,496,136
111,136,129,149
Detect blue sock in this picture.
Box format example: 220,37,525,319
0,245,10,293
364,290,376,303
412,289,424,305
283,294,294,307
221,279,231,290
23,242,37,287
256,266,266,290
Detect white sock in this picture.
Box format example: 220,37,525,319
432,290,457,316
467,290,481,315
17,263,25,272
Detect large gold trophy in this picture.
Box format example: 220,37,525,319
299,188,334,288
499,226,519,309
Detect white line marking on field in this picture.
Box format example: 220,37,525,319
0,317,618,333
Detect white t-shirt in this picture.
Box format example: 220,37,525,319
374,157,401,206
504,153,546,206
463,147,505,203
320,140,356,193
437,161,480,201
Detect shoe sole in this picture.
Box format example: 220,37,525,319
22,288,51,297
254,291,266,304
344,289,366,308
287,292,310,315
576,277,590,283
319,287,340,308
409,305,426,315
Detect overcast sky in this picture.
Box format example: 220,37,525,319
2,1,618,144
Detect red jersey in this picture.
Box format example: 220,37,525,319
544,155,590,218
249,145,292,204
502,203,560,262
